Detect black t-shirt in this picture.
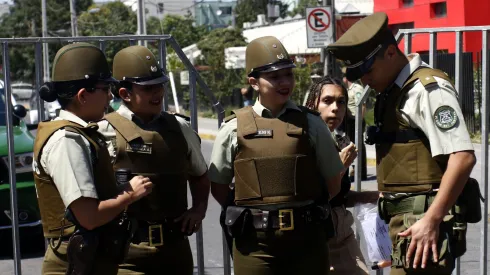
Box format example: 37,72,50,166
329,134,351,207
329,171,351,207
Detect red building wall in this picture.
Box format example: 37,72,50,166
374,0,490,57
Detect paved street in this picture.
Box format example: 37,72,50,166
1,118,490,274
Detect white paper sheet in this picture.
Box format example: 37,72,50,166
356,203,392,263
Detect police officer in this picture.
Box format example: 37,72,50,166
33,43,153,274
209,36,344,275
327,13,476,274
98,45,211,275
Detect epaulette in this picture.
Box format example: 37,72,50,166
405,67,454,90
298,105,320,116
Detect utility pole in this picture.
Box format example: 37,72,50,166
137,0,146,46
41,0,50,82
320,0,336,76
329,0,336,76
70,0,78,37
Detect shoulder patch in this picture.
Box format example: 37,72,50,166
434,105,458,130
298,105,320,116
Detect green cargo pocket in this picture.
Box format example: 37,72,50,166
399,213,456,273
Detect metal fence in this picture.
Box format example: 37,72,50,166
0,35,225,275
418,52,477,133
355,26,490,275
2,27,489,275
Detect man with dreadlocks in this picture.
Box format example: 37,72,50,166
305,75,379,274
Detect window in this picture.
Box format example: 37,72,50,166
157,3,164,13
389,22,415,35
431,2,447,18
401,0,414,8
219,6,232,15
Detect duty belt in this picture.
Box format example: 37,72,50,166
132,219,187,247
378,193,436,223
248,205,330,231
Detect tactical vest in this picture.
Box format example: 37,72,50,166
232,106,323,207
376,67,452,193
104,112,189,221
33,120,119,238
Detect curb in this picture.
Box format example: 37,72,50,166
198,133,217,141
366,158,376,167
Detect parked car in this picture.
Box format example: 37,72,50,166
27,88,60,124
11,83,34,101
0,86,43,244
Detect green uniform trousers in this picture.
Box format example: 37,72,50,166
388,214,455,275
42,240,118,275
117,238,193,275
233,224,330,275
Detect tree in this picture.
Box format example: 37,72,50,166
196,28,247,107
146,14,208,51
78,2,137,66
291,64,312,105
289,0,319,17
0,0,93,82
234,0,289,28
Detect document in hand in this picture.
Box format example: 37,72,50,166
355,203,392,266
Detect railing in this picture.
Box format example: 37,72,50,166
0,35,225,275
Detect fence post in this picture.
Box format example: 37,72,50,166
189,70,205,275
3,42,22,275
480,29,489,275
99,40,106,53
35,42,46,122
429,32,438,68
404,33,412,54
158,39,169,111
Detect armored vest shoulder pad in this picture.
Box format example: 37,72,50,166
298,105,320,116
224,113,237,122
172,112,191,122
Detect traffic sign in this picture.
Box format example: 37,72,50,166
306,6,333,48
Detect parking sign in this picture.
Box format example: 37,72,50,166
306,7,333,48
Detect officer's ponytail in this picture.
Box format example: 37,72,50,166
39,79,98,109
39,82,58,103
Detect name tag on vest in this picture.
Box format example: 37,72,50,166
254,129,273,138
126,142,152,154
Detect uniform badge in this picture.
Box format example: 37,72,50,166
277,53,284,59
434,106,458,130
126,142,152,154
150,66,158,72
255,129,273,137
